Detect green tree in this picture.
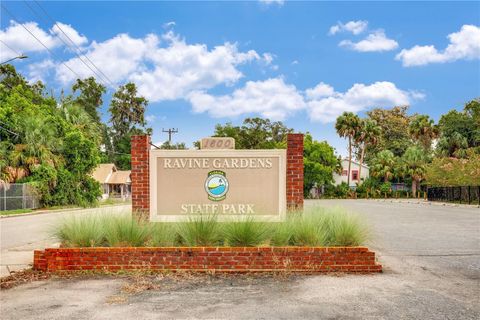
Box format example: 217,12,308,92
354,119,381,185
212,118,293,149
109,83,148,136
437,100,479,157
399,146,429,195
160,141,187,149
303,133,340,195
72,77,106,123
365,106,413,162
371,150,396,182
335,112,361,186
108,82,150,169
409,114,438,151
0,65,101,207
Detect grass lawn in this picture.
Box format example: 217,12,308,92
0,208,33,216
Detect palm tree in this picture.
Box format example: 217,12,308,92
408,115,438,151
371,150,396,182
335,112,361,186
400,146,428,196
354,119,381,185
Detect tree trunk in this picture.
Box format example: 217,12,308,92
358,144,365,185
347,137,352,186
412,180,418,197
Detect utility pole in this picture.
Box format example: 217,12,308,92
162,128,178,143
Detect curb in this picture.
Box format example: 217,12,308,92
0,204,131,219
369,199,480,209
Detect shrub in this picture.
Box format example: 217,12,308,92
176,215,221,246
54,214,105,247
103,214,151,247
335,182,350,198
222,217,271,247
379,182,392,195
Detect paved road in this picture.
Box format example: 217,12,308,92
0,205,130,276
1,200,479,319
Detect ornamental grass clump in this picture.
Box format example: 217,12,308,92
222,217,272,247
321,207,370,246
287,211,328,246
103,214,151,247
52,207,369,248
176,215,221,246
147,223,177,247
54,215,105,247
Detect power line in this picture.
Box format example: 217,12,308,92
33,0,116,87
0,39,22,56
21,0,112,88
1,3,81,80
30,1,115,87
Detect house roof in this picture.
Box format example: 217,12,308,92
91,163,131,185
92,164,116,183
108,171,131,184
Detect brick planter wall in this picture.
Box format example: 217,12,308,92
33,247,381,273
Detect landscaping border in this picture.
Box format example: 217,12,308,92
33,247,382,273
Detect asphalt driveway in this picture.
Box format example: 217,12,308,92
1,200,479,319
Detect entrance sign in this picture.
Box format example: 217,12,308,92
149,149,286,221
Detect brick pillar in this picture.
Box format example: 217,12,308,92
286,133,304,210
131,135,150,220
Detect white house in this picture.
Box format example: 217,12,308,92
91,163,131,200
333,159,370,188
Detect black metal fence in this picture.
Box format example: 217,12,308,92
427,186,480,205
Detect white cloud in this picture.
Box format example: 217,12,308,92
187,79,420,123
56,33,159,85
396,24,480,66
27,59,55,83
145,115,156,123
329,20,368,35
339,30,398,52
56,31,271,102
50,22,88,47
305,82,335,99
163,21,176,29
0,20,61,55
0,20,87,59
188,78,305,120
306,81,420,123
291,60,299,65
259,0,285,6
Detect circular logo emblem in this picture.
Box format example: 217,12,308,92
205,170,229,201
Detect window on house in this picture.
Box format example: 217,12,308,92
342,170,348,176
352,170,359,180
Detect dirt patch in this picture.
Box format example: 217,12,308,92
0,269,50,290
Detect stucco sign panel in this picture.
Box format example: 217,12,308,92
149,149,286,221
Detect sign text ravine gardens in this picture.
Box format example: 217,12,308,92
149,148,286,222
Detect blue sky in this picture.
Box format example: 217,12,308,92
1,1,479,155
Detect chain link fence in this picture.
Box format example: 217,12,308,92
0,183,40,211
427,186,480,205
